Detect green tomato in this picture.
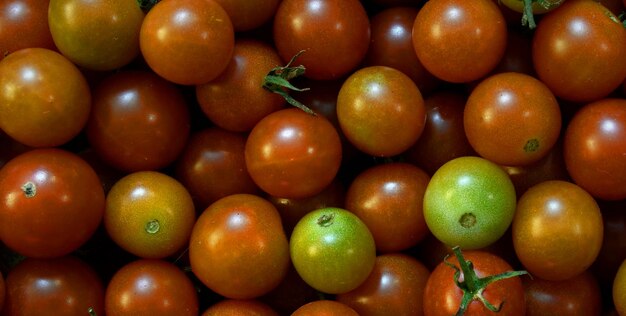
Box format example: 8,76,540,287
290,207,376,294
423,156,516,250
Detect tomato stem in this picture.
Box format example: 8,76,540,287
521,0,538,29
88,307,97,316
262,50,316,115
444,246,529,315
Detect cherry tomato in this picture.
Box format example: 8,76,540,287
189,194,290,299
3,256,104,316
464,72,562,166
245,108,342,199
337,66,426,157
0,48,90,147
104,171,196,259
512,180,603,281
213,0,280,32
202,299,279,316
0,0,55,60
0,148,104,258
139,0,235,85
524,270,602,316
273,0,370,80
423,156,517,250
345,163,430,252
48,0,144,71
290,207,376,294
174,128,259,210
532,0,626,102
86,70,190,172
292,300,359,316
564,98,626,200
260,265,320,315
336,253,431,316
195,39,285,132
615,259,626,316
412,0,507,83
105,259,198,315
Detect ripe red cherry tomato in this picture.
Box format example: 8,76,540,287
0,0,56,60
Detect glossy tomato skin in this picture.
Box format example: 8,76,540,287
464,72,562,166
196,39,285,132
532,0,626,102
140,0,234,85
524,271,602,316
345,163,430,252
337,66,426,157
273,0,370,80
615,259,626,316
412,0,507,83
189,194,290,299
423,156,517,250
86,70,190,172
0,0,55,60
104,171,196,259
292,300,359,316
202,299,279,316
3,256,105,316
105,259,198,316
290,207,376,294
512,180,603,281
48,0,144,71
423,250,526,316
245,108,342,199
175,128,260,210
0,148,104,258
213,0,280,32
564,98,626,200
336,254,431,316
0,48,90,147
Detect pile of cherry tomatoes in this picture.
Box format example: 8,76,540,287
0,0,625,315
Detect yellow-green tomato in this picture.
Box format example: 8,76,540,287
290,207,376,294
423,156,517,250
614,258,626,315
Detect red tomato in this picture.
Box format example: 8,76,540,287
273,0,370,80
202,299,279,316
564,98,626,200
86,70,190,172
337,66,426,157
524,271,602,316
292,300,359,316
0,149,104,258
189,194,290,299
412,0,507,83
0,0,55,60
213,0,280,32
336,254,431,316
3,256,105,316
139,0,234,85
105,259,198,315
245,108,342,199
0,48,90,147
532,0,626,102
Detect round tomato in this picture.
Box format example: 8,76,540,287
86,70,190,172
337,66,426,157
412,0,507,83
0,48,90,147
105,259,198,316
345,162,430,252
423,249,526,316
202,299,279,316
532,0,626,102
512,180,603,281
524,270,602,316
273,0,370,80
423,156,517,250
336,253,431,316
290,207,376,294
213,0,280,32
0,148,104,258
189,194,290,299
464,72,562,166
174,128,260,210
3,256,104,316
0,0,56,60
292,300,359,316
615,259,626,316
48,0,144,71
563,98,626,200
245,108,342,199
139,0,234,85
195,39,285,132
104,171,196,259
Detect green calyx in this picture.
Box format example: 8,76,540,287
262,50,315,115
